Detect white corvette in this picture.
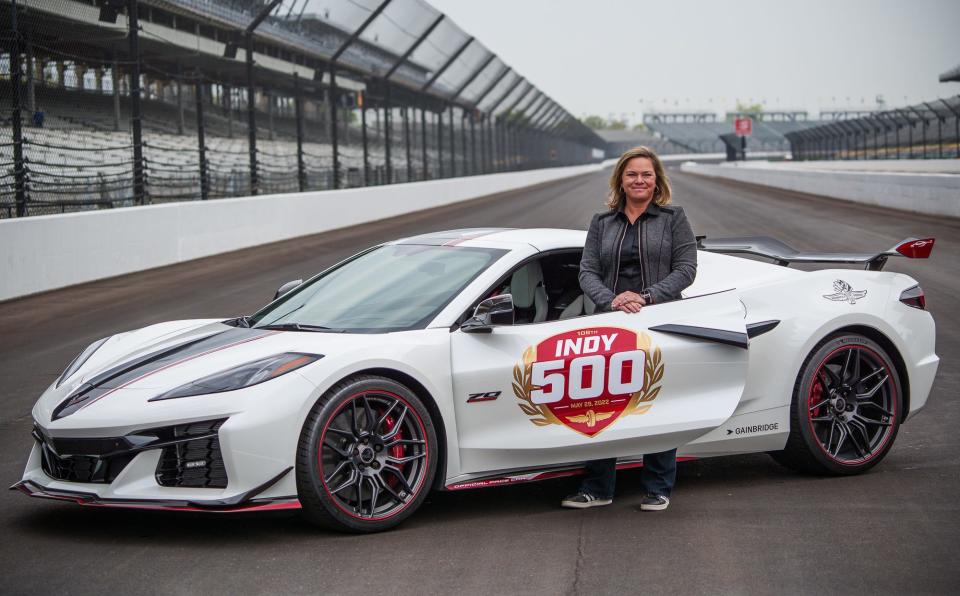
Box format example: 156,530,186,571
15,229,939,532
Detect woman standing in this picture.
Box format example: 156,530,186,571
562,146,698,511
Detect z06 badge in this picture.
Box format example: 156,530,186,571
512,327,664,437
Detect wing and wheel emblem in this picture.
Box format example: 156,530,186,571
565,410,615,428
823,279,867,304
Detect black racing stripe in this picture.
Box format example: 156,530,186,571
52,328,270,420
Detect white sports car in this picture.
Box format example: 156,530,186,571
14,229,939,532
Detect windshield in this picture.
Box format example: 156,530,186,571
250,244,506,332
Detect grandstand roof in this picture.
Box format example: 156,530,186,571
594,130,651,142
12,0,603,148
940,64,960,83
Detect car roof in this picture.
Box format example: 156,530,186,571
392,228,586,251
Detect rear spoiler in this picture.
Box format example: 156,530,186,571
696,236,934,271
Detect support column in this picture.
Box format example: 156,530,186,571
470,113,477,175
882,121,890,158
361,98,369,186
329,67,340,189
494,116,501,172
420,107,427,180
461,112,468,174
404,105,412,182
921,116,928,159
294,73,306,192
894,120,901,159
10,0,27,216
436,109,444,178
448,104,455,176
937,115,943,158
176,62,184,135
907,116,914,158
75,64,88,91
25,36,35,113
483,115,491,173
384,85,392,184
266,92,275,141
195,81,209,201
128,0,146,205
225,84,234,138
245,35,259,195
112,55,121,131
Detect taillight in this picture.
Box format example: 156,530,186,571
894,238,935,259
899,285,926,310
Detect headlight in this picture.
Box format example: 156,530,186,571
149,353,322,401
56,337,109,388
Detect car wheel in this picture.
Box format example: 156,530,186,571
773,333,902,475
296,375,437,533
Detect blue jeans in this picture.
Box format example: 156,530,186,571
579,449,677,500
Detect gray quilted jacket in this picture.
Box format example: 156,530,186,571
579,203,698,311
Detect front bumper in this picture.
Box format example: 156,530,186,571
14,421,300,511
18,371,319,511
11,477,300,513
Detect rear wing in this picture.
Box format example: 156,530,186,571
696,236,934,271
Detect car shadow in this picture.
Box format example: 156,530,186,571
8,453,840,541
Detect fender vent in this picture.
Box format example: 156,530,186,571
155,420,228,489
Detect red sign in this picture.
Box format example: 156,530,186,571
735,117,753,137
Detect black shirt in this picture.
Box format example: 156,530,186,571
613,211,645,295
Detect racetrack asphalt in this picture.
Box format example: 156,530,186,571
1,166,957,595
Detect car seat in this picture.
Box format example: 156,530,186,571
558,294,596,319
508,261,548,324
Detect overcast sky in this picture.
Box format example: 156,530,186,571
426,0,960,123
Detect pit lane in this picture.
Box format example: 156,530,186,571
1,168,957,594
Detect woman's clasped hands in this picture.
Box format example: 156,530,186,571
610,290,646,313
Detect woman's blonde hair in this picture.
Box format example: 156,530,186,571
605,146,672,210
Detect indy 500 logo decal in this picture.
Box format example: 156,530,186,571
512,327,664,437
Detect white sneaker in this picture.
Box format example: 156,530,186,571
561,491,613,509
639,493,670,511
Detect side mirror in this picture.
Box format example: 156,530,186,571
461,294,514,333
273,279,303,301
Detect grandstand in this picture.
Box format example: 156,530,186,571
594,129,689,157
1,0,606,218
785,95,960,160
637,101,960,161
641,113,727,153
641,111,817,155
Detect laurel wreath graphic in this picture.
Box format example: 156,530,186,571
512,332,664,427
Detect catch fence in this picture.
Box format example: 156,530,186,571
785,97,960,161
1,0,604,218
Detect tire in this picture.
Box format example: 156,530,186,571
772,333,902,476
296,375,438,533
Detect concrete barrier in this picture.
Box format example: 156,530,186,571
680,160,960,218
0,163,607,302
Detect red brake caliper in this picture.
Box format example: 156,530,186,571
809,372,825,418
382,413,405,489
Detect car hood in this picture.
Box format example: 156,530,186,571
37,321,378,425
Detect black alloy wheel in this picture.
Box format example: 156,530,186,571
773,333,902,475
297,375,437,533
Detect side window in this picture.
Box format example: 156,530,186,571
467,251,595,326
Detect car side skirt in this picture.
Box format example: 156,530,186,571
444,457,698,491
